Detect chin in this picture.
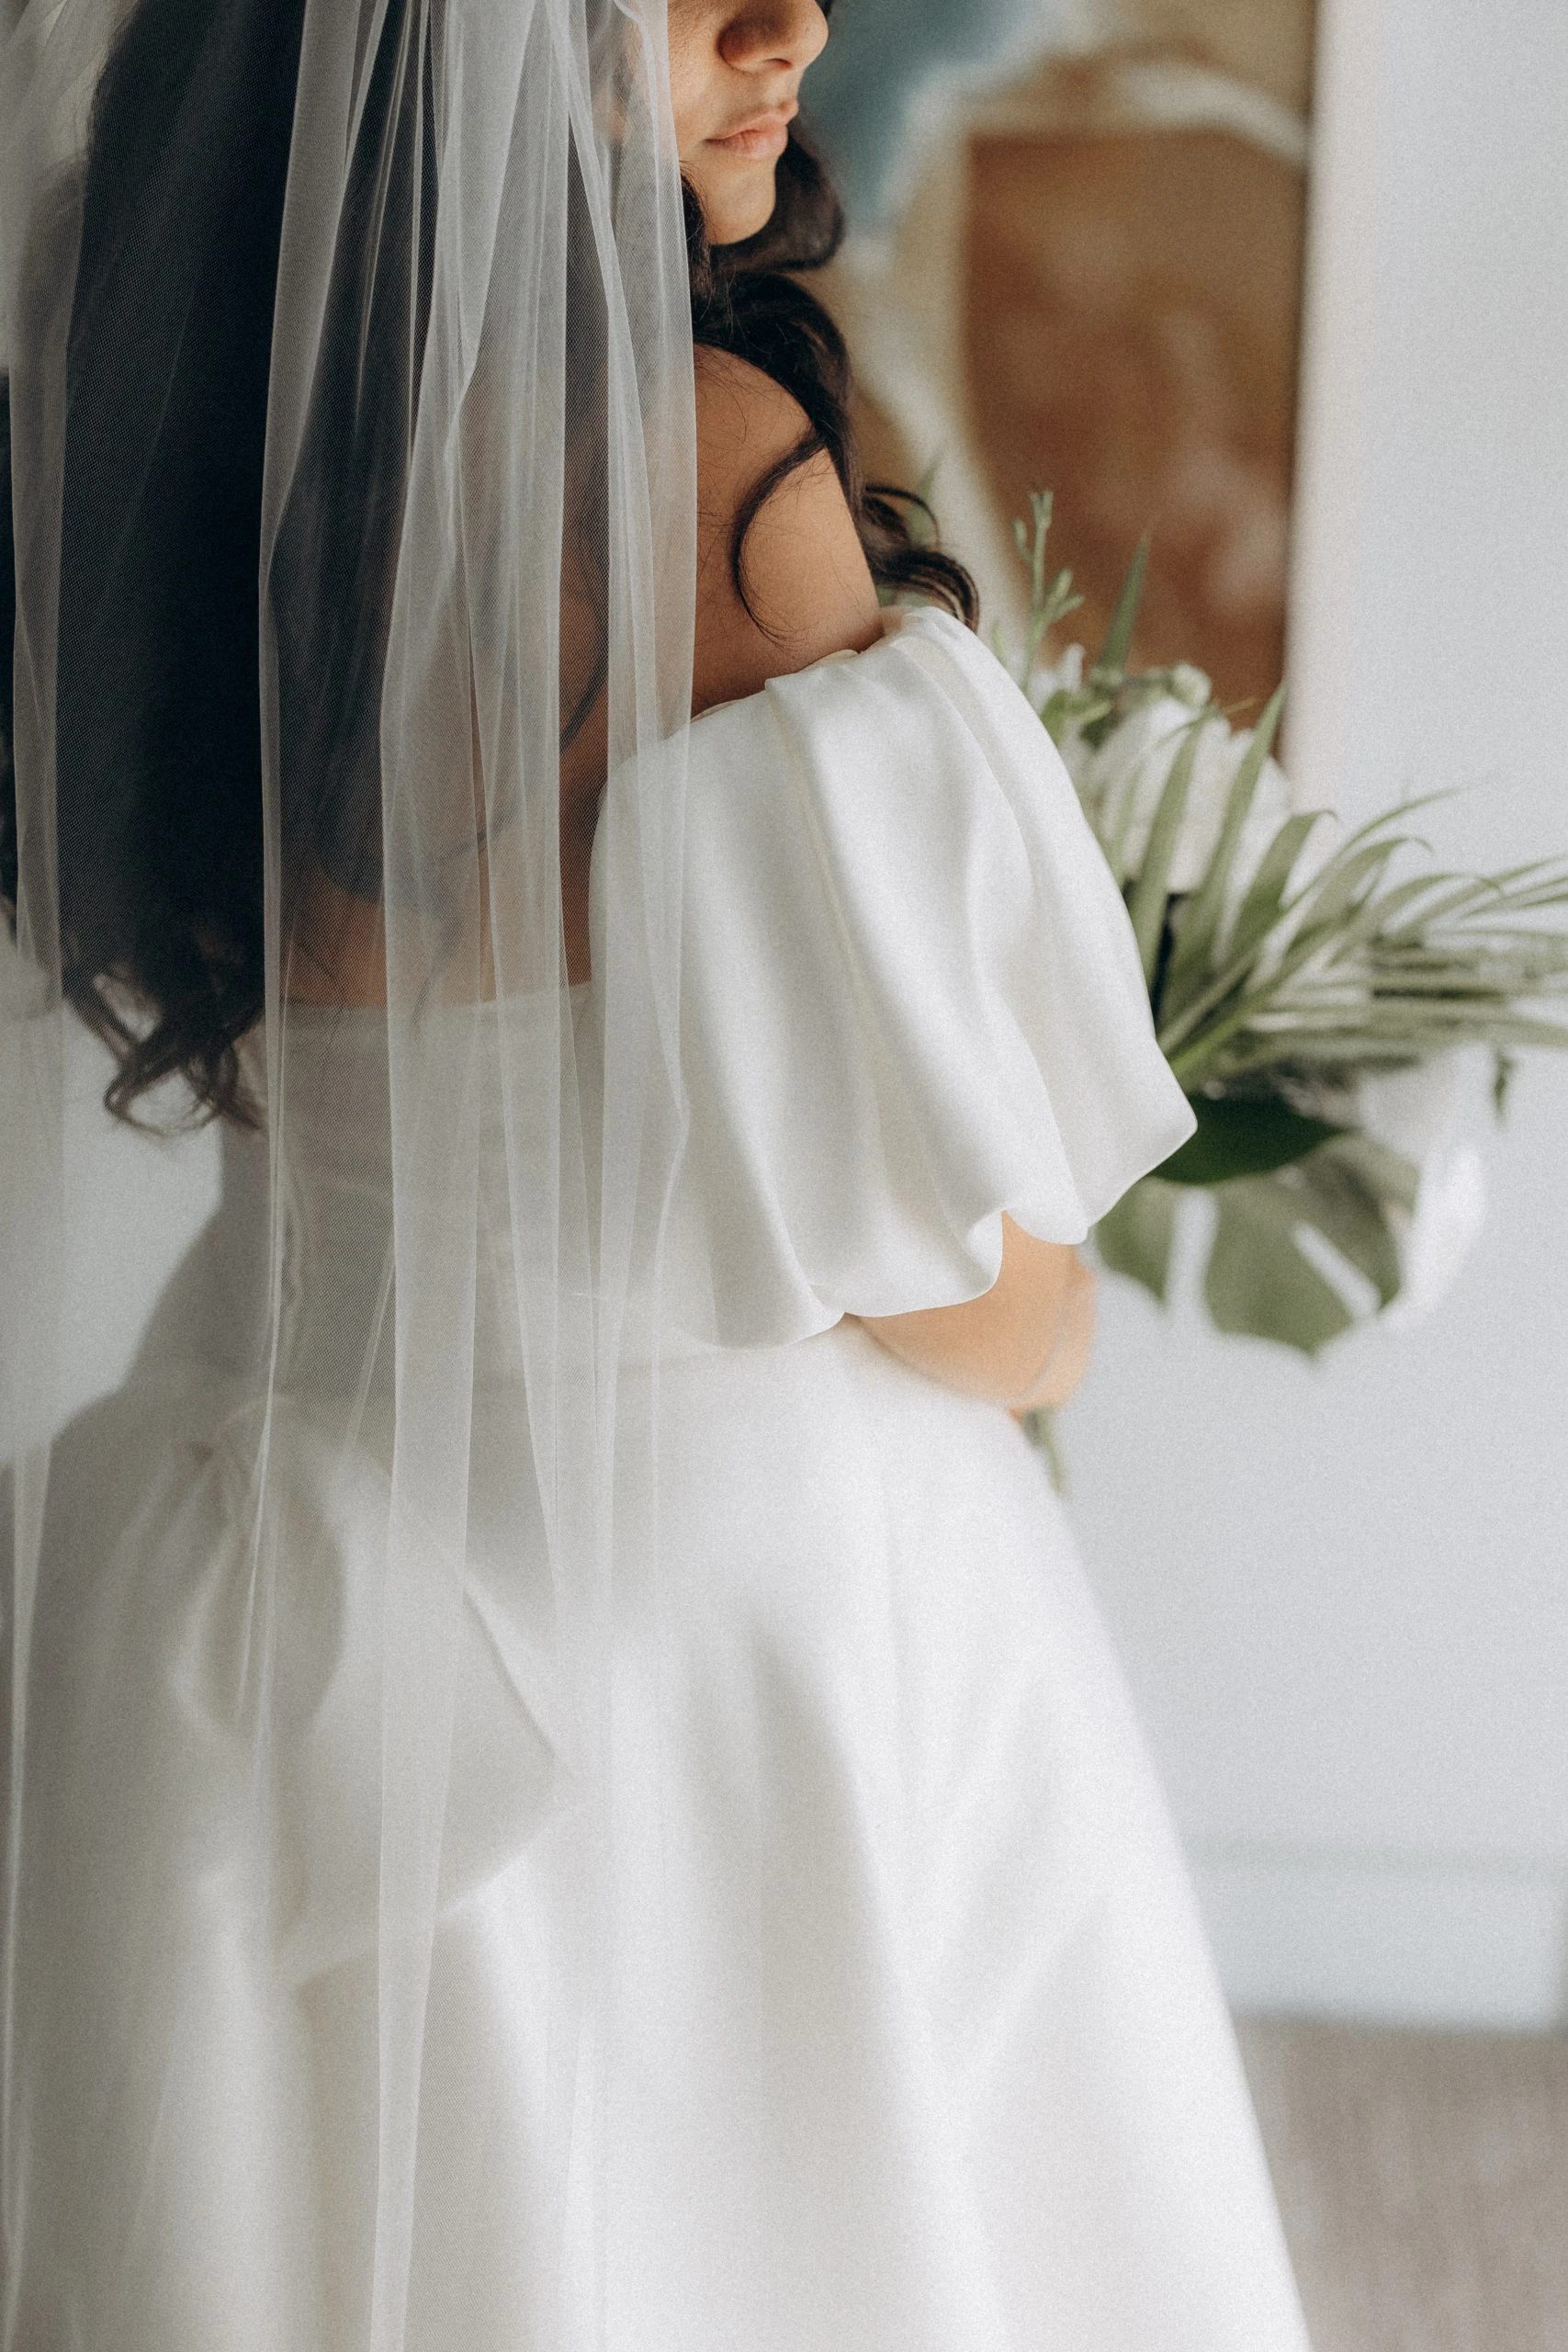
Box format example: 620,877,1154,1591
700,164,779,249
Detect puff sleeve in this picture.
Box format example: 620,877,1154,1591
606,606,1195,1347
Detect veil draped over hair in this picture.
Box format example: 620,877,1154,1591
3,0,697,2341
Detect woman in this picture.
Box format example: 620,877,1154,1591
0,1,1312,2346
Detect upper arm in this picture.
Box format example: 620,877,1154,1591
693,347,883,716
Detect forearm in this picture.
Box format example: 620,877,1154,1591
856,1217,1095,1408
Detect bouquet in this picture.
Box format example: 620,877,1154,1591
1003,494,1568,1359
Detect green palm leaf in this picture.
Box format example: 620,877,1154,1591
1225,812,1326,967
1127,715,1209,989
1094,1179,1179,1301
1163,686,1287,1008
1094,531,1150,680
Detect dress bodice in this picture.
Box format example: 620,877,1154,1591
220,994,588,1401
165,606,1192,1404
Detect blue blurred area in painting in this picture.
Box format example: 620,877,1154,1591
806,0,1069,227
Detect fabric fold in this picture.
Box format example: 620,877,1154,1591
638,607,1195,1345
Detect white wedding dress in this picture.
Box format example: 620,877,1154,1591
11,612,1312,2349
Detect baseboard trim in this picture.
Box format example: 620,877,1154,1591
1190,1845,1568,2030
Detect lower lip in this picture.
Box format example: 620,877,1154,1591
709,120,791,160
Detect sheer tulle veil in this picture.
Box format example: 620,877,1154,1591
2,0,697,2342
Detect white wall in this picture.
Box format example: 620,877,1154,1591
1066,0,1568,2026
55,1028,220,1429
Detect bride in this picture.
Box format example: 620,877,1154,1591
1,0,1312,2345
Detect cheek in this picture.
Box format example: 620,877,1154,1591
665,3,717,157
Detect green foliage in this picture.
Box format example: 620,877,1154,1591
1011,492,1084,674
1094,530,1150,680
1101,1136,1420,1356
1162,687,1286,1002
1002,497,1568,1357
1016,1406,1068,1493
1203,1136,1415,1354
1202,1175,1358,1354
1093,1181,1179,1300
1126,715,1208,987
1156,1094,1348,1187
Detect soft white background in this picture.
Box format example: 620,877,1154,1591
52,0,1568,2029
1065,0,1568,2026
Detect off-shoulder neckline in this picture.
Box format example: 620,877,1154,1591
683,602,953,735
276,608,966,1018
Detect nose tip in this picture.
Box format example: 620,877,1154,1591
796,1,829,69
722,1,829,75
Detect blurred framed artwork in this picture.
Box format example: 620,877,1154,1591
813,1,1317,718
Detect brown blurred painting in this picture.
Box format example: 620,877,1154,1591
827,2,1317,721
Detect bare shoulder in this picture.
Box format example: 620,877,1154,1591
693,346,883,715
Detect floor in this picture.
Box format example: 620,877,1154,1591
1237,2018,1568,2352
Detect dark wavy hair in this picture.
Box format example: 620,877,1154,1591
688,133,976,628
0,0,976,1127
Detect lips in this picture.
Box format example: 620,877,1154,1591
708,102,796,160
